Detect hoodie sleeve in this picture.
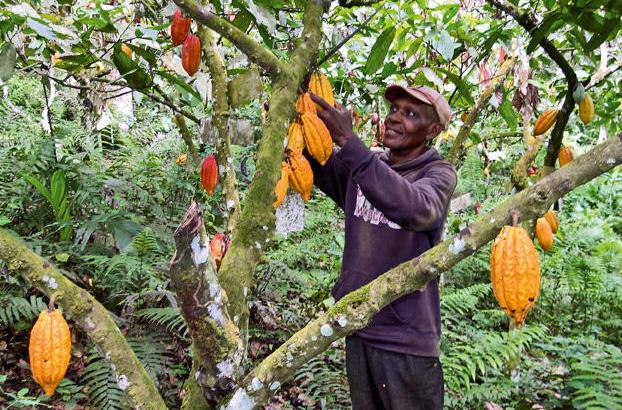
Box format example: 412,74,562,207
304,148,350,210
338,137,457,231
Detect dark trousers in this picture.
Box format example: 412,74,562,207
345,336,444,410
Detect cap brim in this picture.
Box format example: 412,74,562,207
384,85,433,106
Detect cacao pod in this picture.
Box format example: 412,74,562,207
273,161,290,208
536,218,553,252
295,93,317,115
200,154,218,195
308,72,335,110
182,34,201,77
370,113,379,125
29,309,71,396
558,145,573,167
301,111,332,166
533,108,558,136
578,93,594,124
176,154,187,165
210,233,228,269
460,111,468,122
527,166,537,176
544,209,558,234
121,44,133,58
287,151,313,201
287,120,305,153
572,83,585,104
490,225,541,327
171,8,192,47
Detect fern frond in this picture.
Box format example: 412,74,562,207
81,347,130,410
0,296,47,327
133,307,188,338
441,283,491,318
127,334,172,386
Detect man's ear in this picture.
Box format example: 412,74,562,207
426,123,443,141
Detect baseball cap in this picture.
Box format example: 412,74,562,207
384,84,451,130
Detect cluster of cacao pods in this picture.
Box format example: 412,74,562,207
273,72,335,207
29,308,71,396
490,223,541,327
210,232,229,269
201,154,218,195
171,8,201,76
535,209,558,252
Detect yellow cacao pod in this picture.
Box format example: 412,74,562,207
287,151,313,201
533,108,559,136
490,225,541,327
273,161,289,208
296,92,317,115
286,120,305,153
301,111,332,166
536,218,553,252
308,72,335,111
558,145,574,167
29,309,71,396
544,209,558,234
578,93,594,124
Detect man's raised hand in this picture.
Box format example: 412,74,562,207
309,92,356,147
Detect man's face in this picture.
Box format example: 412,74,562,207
383,95,440,154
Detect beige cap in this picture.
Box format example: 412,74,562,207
384,84,451,130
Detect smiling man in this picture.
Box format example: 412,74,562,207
307,85,457,410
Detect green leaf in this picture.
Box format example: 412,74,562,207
526,12,562,53
434,30,456,61
232,9,253,32
437,68,474,105
498,94,518,130
55,253,70,262
584,30,611,53
26,17,57,40
112,44,152,90
365,26,396,75
23,174,51,201
50,169,66,210
0,43,17,82
156,71,202,102
0,215,10,226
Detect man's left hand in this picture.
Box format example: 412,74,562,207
309,92,356,147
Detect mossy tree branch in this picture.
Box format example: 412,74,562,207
447,56,516,165
0,230,167,410
228,134,622,409
171,0,285,77
173,113,201,167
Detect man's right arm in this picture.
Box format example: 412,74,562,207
303,148,350,210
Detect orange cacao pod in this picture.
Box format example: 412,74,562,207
182,34,201,76
296,93,317,115
273,161,290,208
536,218,553,252
558,145,574,167
578,93,594,124
544,209,558,234
171,8,192,47
287,151,313,201
210,233,228,269
286,121,305,153
490,225,541,327
200,154,218,195
301,111,332,166
308,72,335,111
121,44,133,58
533,108,558,136
29,309,71,396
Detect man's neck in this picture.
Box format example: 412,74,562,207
388,145,429,165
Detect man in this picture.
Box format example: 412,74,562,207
307,84,457,410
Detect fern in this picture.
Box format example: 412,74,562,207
133,307,188,338
0,295,47,328
81,347,130,410
130,227,160,260
441,283,491,318
127,334,172,387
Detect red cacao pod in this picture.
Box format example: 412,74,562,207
210,233,229,269
171,9,191,47
182,34,201,76
527,166,537,176
370,113,379,125
200,154,218,195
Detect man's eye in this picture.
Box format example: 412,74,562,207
408,111,416,117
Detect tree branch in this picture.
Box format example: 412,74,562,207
227,133,622,409
173,113,201,166
0,230,167,410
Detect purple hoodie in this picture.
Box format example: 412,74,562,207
306,137,457,357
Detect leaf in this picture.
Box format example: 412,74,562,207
112,44,151,90
156,71,202,102
23,174,51,201
231,9,253,32
437,68,474,105
435,30,456,61
55,253,70,262
584,30,611,53
50,169,66,210
526,12,562,53
498,94,518,130
26,17,57,40
0,215,10,226
0,43,17,82
365,27,396,75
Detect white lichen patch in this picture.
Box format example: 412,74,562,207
195,370,201,381
286,352,293,361
226,387,255,410
448,236,466,254
234,315,240,323
490,217,495,223
311,335,317,341
607,158,616,165
47,277,58,289
227,199,235,209
191,235,210,265
269,381,281,391
208,304,226,325
262,225,268,231
219,164,226,174
227,157,234,164
320,324,333,337
217,360,235,378
337,316,348,327
117,375,129,391
251,377,263,391
255,241,261,249
210,282,220,298
243,287,248,297
283,137,288,148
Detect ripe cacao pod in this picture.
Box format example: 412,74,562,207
287,120,305,153
296,93,317,115
533,108,559,136
121,44,133,58
536,218,553,252
171,8,192,47
200,154,218,195
490,225,541,327
558,145,573,167
29,309,71,396
301,111,332,166
544,209,558,234
273,161,289,208
287,151,313,201
182,34,201,77
210,233,228,269
460,111,468,122
308,72,335,110
578,93,594,124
